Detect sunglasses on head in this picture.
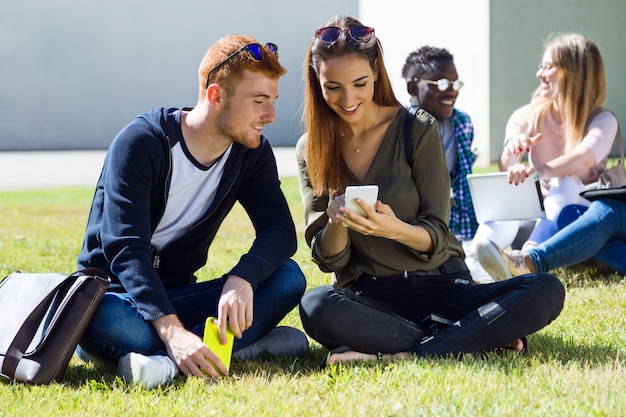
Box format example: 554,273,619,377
314,26,375,44
205,42,278,89
414,77,464,92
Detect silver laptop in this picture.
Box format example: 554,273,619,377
466,172,546,223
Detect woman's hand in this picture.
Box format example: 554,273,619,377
325,193,346,225
506,163,536,185
499,133,543,171
318,193,351,258
340,199,394,237
340,200,434,252
504,133,543,157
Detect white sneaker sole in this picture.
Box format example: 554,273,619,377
117,353,177,390
475,240,513,281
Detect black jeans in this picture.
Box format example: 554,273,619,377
299,268,565,355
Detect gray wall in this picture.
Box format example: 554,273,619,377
3,0,624,158
1,0,357,150
490,0,626,159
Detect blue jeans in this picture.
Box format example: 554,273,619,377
529,199,626,275
79,259,306,361
299,269,564,355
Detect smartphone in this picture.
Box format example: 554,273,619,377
344,185,379,217
203,316,234,373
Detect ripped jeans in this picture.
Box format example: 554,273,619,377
299,264,564,355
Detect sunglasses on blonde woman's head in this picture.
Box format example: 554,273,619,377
205,42,278,88
413,78,464,92
314,26,375,44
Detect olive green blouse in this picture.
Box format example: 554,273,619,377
296,107,464,286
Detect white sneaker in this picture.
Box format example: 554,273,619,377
117,353,179,389
476,239,531,281
475,239,514,281
232,326,309,361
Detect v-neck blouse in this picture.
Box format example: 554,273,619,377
297,108,464,286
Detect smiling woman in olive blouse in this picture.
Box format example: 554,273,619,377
295,14,566,366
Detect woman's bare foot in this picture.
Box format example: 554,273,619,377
502,338,526,352
326,350,409,365
324,339,527,366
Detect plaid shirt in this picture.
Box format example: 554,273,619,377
408,106,478,239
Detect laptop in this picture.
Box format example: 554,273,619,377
466,172,546,223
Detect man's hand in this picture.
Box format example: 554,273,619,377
218,275,254,342
153,314,228,378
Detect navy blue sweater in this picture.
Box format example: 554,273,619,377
77,107,297,321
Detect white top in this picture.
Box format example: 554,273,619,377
151,141,232,251
505,105,619,184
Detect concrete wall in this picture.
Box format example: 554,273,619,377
362,0,626,164
0,0,357,150
2,0,624,163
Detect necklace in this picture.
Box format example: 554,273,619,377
343,106,381,153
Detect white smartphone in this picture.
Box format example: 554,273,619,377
344,185,379,217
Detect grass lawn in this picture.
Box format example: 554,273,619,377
0,177,624,417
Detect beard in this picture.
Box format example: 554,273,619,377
216,103,262,150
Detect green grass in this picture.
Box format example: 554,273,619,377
1,178,625,417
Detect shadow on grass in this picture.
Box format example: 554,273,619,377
228,333,624,380
554,260,624,287
57,334,624,389
522,332,624,365
61,361,122,390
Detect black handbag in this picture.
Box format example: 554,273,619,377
0,268,110,384
580,185,626,202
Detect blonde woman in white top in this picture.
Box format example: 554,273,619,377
475,34,619,278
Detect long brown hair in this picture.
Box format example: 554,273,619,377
528,33,606,152
303,15,400,195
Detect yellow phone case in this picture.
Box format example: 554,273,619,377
203,316,234,373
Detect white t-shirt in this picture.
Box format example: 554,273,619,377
151,141,232,251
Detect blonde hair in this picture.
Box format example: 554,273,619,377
528,33,606,152
303,15,400,195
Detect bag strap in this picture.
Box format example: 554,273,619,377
403,108,415,163
404,108,438,166
1,268,108,378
